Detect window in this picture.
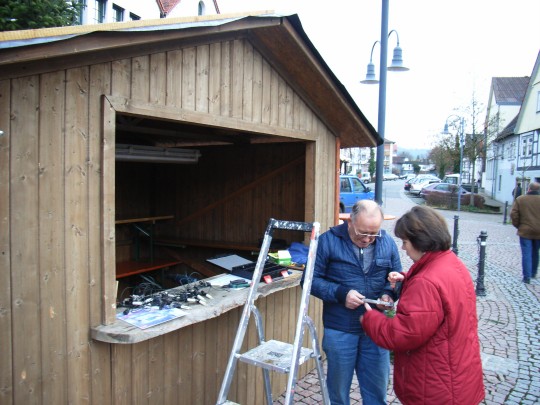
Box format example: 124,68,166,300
91,0,106,23
351,178,367,193
76,0,86,24
522,134,533,157
198,1,206,15
508,141,515,159
129,12,140,20
112,4,124,22
537,91,540,113
340,178,351,193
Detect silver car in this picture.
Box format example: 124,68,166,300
409,176,441,195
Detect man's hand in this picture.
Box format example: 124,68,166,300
345,290,365,309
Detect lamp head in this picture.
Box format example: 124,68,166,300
360,62,379,84
441,123,450,135
388,46,409,71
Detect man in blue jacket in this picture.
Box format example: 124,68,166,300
306,200,401,405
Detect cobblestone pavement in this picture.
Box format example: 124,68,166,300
275,189,540,404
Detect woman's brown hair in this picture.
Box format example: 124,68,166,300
394,206,451,252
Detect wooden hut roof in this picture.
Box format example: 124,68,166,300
0,11,380,148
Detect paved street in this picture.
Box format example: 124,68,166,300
276,181,540,404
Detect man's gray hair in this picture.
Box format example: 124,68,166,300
529,182,540,192
350,200,384,221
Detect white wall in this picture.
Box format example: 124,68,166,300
79,0,160,24
166,0,219,18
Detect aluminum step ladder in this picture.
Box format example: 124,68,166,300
216,218,330,405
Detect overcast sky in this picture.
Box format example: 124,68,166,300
219,0,540,151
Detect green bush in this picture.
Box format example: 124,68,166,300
426,190,485,210
0,0,83,31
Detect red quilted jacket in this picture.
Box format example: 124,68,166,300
362,250,485,405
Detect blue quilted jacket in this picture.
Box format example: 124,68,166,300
304,221,402,334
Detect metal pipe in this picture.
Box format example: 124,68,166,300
452,215,459,256
374,0,389,205
457,117,464,213
476,231,487,296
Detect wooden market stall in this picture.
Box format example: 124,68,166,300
0,12,380,405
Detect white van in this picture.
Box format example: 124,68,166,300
360,173,371,183
443,174,460,185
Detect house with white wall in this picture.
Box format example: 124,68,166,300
483,76,529,199
512,51,540,192
76,0,220,25
488,51,540,203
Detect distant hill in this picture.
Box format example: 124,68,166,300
398,147,429,160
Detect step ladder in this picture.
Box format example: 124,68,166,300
216,218,330,405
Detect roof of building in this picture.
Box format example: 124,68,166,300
156,0,182,16
495,114,519,141
491,76,530,105
155,0,221,17
0,12,380,148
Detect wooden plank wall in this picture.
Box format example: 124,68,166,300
2,37,335,405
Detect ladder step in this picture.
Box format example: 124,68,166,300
237,339,314,374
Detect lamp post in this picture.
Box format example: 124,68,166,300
360,0,409,205
442,116,465,212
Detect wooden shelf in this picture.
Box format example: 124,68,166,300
115,215,174,225
155,238,260,252
116,259,182,279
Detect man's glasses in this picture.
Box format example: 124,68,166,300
351,225,381,240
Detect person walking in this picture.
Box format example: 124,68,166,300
303,200,402,405
361,206,485,405
513,181,522,201
510,181,540,283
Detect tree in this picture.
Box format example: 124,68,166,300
460,92,486,205
368,148,376,179
428,145,453,179
430,130,460,175
0,0,83,31
428,91,488,205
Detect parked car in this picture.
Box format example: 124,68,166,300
359,172,371,183
383,173,399,181
404,177,416,191
404,175,438,192
419,182,469,199
339,175,375,213
409,176,441,195
405,173,416,181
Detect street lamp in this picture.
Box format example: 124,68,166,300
360,0,409,205
442,116,465,212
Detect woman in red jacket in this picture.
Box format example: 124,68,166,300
361,206,485,405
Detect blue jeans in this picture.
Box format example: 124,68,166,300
323,328,389,405
519,237,540,280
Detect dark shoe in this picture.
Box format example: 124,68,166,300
523,278,531,284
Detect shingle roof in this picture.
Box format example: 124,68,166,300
156,0,182,17
495,114,519,141
492,77,530,105
0,13,381,148
155,0,220,17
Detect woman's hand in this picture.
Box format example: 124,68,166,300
377,294,394,310
360,302,372,324
388,271,405,289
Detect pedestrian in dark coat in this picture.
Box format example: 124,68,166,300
510,182,540,283
513,182,522,201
